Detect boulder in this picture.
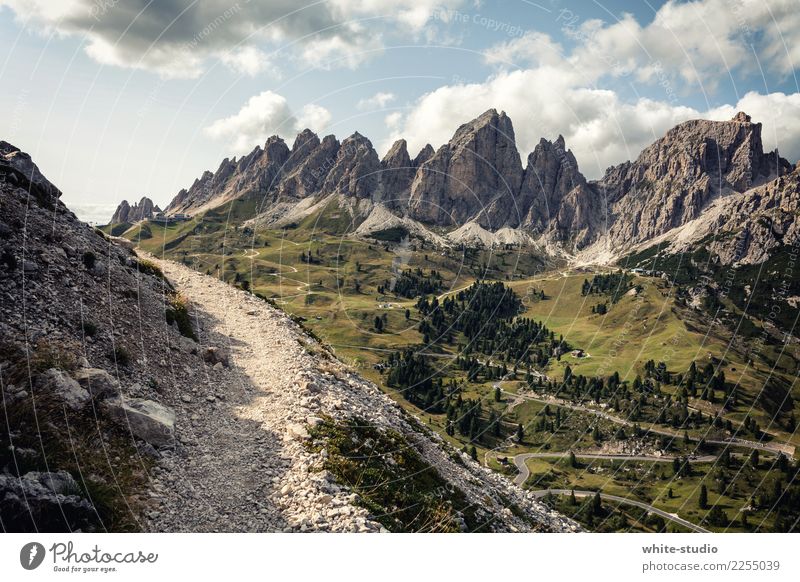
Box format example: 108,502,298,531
36,368,90,410
102,398,176,446
72,367,119,398
202,346,229,367
0,470,95,532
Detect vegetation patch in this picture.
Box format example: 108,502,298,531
165,292,197,341
307,416,488,532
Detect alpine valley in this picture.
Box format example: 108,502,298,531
96,108,800,532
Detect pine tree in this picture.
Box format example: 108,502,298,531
469,445,478,461
750,449,759,469
592,492,602,515
494,385,501,402
699,484,708,509
516,423,524,443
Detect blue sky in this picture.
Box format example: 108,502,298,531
1,0,798,223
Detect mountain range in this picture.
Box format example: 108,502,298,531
112,109,798,266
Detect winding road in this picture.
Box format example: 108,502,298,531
527,489,710,533
504,387,795,457
510,452,717,486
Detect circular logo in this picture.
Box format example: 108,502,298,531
20,542,46,570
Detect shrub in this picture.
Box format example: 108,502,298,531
81,321,98,337
136,258,164,279
82,251,96,269
165,293,196,341
110,345,131,367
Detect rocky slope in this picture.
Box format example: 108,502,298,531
110,196,161,224
0,142,576,533
154,110,797,263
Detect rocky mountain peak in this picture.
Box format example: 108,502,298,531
407,108,523,226
110,196,161,224
412,144,435,167
379,139,414,206
320,132,380,199
0,140,61,200
596,112,793,248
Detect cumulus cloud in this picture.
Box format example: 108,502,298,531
558,0,799,89
357,92,396,111
204,91,331,153
297,104,332,134
0,0,466,78
381,69,799,179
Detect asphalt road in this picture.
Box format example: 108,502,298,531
510,452,718,486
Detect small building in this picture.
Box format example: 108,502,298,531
571,349,585,358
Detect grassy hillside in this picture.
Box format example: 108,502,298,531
125,198,800,532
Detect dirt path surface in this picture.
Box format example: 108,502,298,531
145,256,381,532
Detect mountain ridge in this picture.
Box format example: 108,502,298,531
119,110,797,265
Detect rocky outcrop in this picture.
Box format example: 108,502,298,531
0,141,62,200
0,471,96,532
36,368,91,411
110,196,161,224
408,109,524,226
597,112,793,248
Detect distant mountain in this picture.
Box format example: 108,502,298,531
144,109,797,263
109,196,161,224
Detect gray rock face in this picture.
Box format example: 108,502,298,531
0,470,96,532
0,140,62,201
321,132,380,199
379,139,415,206
668,163,800,265
110,196,161,224
36,368,91,410
597,112,793,248
408,109,523,226
103,398,176,447
277,132,340,200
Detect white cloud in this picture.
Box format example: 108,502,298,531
204,91,331,153
297,104,332,134
219,46,274,77
0,0,467,78
483,32,565,68
482,0,800,95
357,91,396,111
